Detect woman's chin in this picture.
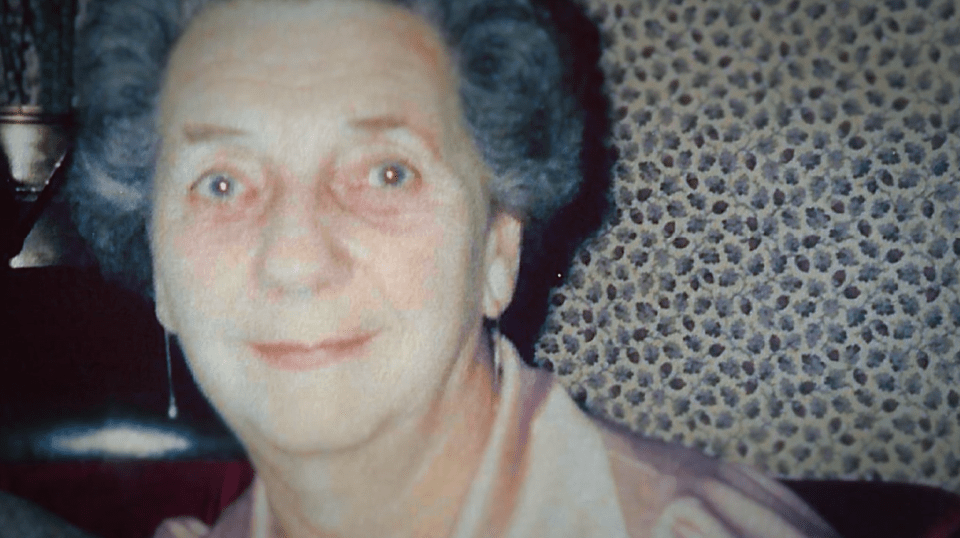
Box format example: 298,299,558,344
240,403,396,457
219,371,407,456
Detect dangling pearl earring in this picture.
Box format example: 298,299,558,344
164,329,178,420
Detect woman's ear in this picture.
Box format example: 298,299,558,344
482,212,523,319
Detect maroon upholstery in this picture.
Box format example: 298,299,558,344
0,461,253,538
787,480,960,538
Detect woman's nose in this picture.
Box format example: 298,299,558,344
257,194,352,296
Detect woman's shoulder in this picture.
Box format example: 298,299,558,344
480,339,841,537
594,420,839,537
547,387,842,537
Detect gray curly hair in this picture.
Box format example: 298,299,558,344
64,0,589,297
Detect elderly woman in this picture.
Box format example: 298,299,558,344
57,0,841,536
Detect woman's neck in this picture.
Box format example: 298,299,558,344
248,335,501,538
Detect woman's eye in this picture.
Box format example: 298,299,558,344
195,172,243,201
368,162,417,189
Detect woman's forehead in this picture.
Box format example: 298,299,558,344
181,0,445,58
160,0,461,137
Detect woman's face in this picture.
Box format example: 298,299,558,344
151,0,519,452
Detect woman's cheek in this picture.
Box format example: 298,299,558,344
373,216,467,315
172,211,260,297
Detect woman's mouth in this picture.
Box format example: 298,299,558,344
249,332,378,371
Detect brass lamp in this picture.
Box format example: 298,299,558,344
1,0,77,263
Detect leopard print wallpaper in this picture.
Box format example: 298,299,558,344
535,0,960,491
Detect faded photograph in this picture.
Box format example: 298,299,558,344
2,0,960,537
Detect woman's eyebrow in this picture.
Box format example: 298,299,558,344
350,115,440,159
182,122,249,144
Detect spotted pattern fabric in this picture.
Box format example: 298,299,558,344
535,0,960,491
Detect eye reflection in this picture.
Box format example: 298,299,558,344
369,162,416,189
195,172,242,201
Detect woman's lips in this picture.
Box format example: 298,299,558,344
249,332,377,371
